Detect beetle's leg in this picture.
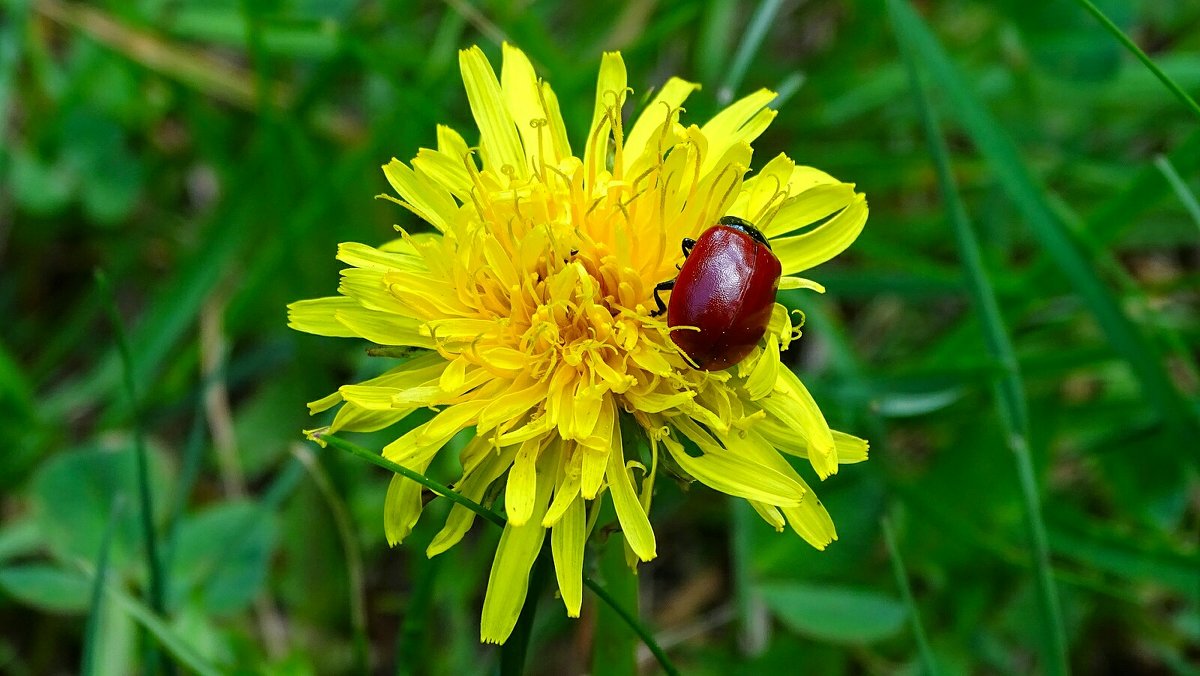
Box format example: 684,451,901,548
676,238,698,269
650,279,675,317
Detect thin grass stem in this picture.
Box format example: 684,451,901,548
881,515,939,676
1071,0,1200,122
1153,154,1200,231
97,271,169,673
82,497,124,676
292,445,369,674
718,0,784,103
583,577,679,676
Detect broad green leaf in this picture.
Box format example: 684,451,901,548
170,600,237,667
757,581,907,644
165,8,340,58
0,519,41,563
30,443,171,571
10,146,74,216
61,109,142,225
169,501,279,615
0,565,91,613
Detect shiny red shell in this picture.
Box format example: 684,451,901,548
666,221,781,370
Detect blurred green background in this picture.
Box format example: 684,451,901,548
2,0,1198,673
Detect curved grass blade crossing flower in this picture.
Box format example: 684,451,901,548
289,43,869,644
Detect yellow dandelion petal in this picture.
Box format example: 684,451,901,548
383,456,434,546
335,241,421,271
381,159,458,233
763,182,860,238
330,403,415,435
750,501,787,532
428,442,517,557
834,432,871,463
537,80,571,160
622,77,698,167
661,425,805,506
605,415,656,561
773,193,870,275
550,493,586,617
334,309,432,348
287,297,360,337
779,473,839,550
505,437,543,526
761,366,838,478
307,390,343,415
500,43,556,169
337,385,400,411
289,43,870,645
480,442,561,644
777,276,826,292
458,46,526,177
585,51,627,186
744,334,781,400
578,410,613,499
542,451,582,527
412,148,472,201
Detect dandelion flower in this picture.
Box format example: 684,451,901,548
289,44,869,644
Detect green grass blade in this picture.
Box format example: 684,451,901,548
768,71,806,111
697,0,738,84
96,271,169,661
45,202,254,421
1085,129,1200,243
1153,154,1200,230
1071,0,1200,121
881,515,939,676
718,0,784,103
165,404,209,555
82,497,124,676
886,0,1195,440
106,584,222,676
888,4,1070,671
317,432,680,676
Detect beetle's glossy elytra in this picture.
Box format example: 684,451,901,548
653,216,781,371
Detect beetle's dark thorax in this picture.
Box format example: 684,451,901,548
717,216,771,250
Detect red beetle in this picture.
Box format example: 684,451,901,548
651,216,782,371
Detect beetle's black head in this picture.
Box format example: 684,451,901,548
718,216,771,250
